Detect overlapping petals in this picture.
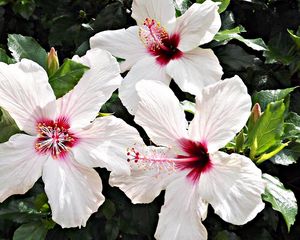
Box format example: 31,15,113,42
57,49,122,129
111,78,265,240
0,60,56,135
0,49,142,228
90,0,223,115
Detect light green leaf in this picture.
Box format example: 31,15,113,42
48,59,89,98
215,0,230,13
271,143,300,166
214,26,267,51
262,174,298,232
252,87,296,111
13,222,48,240
248,100,285,158
235,130,244,153
256,142,288,164
288,29,300,49
181,100,196,114
8,34,48,69
0,108,20,143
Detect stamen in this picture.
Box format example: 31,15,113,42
35,118,78,159
139,18,169,52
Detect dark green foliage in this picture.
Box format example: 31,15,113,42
0,0,300,239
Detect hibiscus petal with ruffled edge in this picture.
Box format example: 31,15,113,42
119,56,171,115
72,115,143,175
0,60,56,135
174,0,221,52
90,26,146,72
166,47,223,95
135,80,188,149
132,0,176,32
0,134,48,202
42,155,104,228
155,175,208,240
110,146,179,204
188,76,251,153
56,49,122,130
199,151,265,225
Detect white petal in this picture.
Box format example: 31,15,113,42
119,57,171,115
72,116,143,175
155,176,208,240
199,151,265,225
189,76,251,153
135,80,188,148
175,1,221,52
42,156,104,228
166,47,223,95
90,26,146,72
109,146,179,204
56,49,122,129
0,60,56,135
0,134,47,202
132,0,176,32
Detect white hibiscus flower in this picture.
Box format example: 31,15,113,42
0,49,142,228
90,0,223,114
110,77,265,240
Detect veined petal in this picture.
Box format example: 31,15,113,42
0,134,48,202
132,0,176,32
119,57,171,115
42,155,104,228
189,76,251,153
109,146,178,204
175,1,221,52
166,47,223,95
135,80,188,148
155,176,208,240
72,116,143,175
199,151,265,225
56,49,122,129
90,26,146,72
0,60,56,135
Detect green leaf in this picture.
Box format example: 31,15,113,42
0,108,20,143
216,44,256,71
270,142,300,165
12,0,36,20
181,100,196,114
284,112,300,139
256,142,288,164
0,48,15,64
13,222,48,240
214,230,241,240
235,130,244,153
288,29,300,49
252,87,296,111
215,0,230,13
101,199,116,220
173,0,191,15
262,174,298,232
48,59,89,98
7,34,47,69
248,100,285,158
214,26,267,51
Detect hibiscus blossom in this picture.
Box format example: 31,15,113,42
0,49,142,228
90,0,223,114
110,77,265,239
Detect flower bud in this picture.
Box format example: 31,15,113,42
251,103,262,123
47,47,59,76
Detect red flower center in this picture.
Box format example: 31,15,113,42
127,139,212,183
35,117,78,159
139,18,183,66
